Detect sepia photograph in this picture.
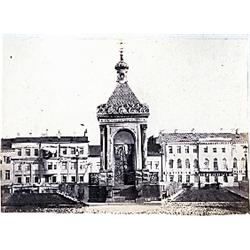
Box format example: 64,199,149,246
0,35,249,215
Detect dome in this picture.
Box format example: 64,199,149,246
115,60,129,70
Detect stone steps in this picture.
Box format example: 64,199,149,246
112,185,137,202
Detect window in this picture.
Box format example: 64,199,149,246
54,164,57,170
168,146,173,154
17,149,22,156
169,159,174,168
178,175,182,182
17,177,22,184
5,170,10,180
79,148,84,154
61,147,67,155
177,159,182,168
17,164,22,171
214,158,218,170
155,161,159,169
193,147,198,153
26,177,30,183
233,158,237,169
34,149,39,156
71,162,76,169
214,175,218,183
223,174,228,183
48,163,53,170
234,175,238,182
62,162,67,170
80,176,84,182
186,175,190,183
52,176,57,183
213,148,217,153
62,176,67,182
204,175,209,183
147,161,153,169
222,148,226,153
222,158,228,169
25,149,31,156
204,146,208,153
185,159,190,168
26,164,31,171
169,175,174,182
177,146,181,153
6,157,11,164
71,176,76,182
194,159,198,169
3,156,11,164
35,177,39,183
241,158,246,168
185,146,189,153
45,176,49,183
53,151,57,157
204,158,209,169
71,147,76,155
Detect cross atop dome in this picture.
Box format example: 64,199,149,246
115,41,129,83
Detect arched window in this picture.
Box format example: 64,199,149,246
233,158,237,169
223,174,228,183
214,158,218,170
185,159,190,168
222,158,228,169
177,159,182,168
169,159,174,168
204,158,209,168
241,157,246,165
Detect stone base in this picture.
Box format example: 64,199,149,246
88,184,160,203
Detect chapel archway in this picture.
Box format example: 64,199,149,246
113,129,136,186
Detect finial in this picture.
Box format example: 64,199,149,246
119,41,124,61
115,40,129,83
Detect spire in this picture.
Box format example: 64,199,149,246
120,41,124,61
115,41,129,83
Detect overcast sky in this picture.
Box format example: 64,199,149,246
2,35,249,144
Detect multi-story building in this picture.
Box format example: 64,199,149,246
0,149,15,192
0,136,100,193
157,132,248,188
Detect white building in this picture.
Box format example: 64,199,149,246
0,136,101,193
157,132,248,188
0,149,15,191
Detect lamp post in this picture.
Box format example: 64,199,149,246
75,148,79,183
243,145,248,180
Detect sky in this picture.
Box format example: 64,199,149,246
2,35,249,144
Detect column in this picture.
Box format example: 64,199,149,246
100,125,104,170
141,124,147,169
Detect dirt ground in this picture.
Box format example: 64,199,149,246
2,201,249,215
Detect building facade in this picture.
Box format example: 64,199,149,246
0,136,100,193
157,132,248,188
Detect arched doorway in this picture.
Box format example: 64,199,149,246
113,130,136,186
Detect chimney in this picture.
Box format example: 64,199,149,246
57,130,61,139
84,129,88,137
